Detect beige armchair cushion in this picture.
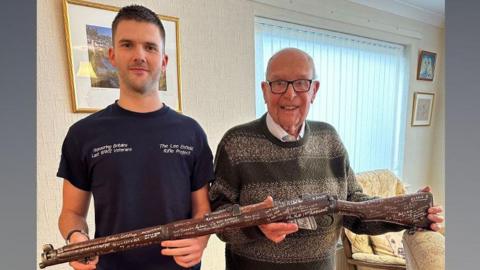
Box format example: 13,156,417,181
344,228,374,254
370,231,405,259
402,231,445,270
352,253,406,265
355,170,407,197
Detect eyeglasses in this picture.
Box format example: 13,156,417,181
266,79,313,94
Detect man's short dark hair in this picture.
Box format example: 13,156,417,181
112,5,166,52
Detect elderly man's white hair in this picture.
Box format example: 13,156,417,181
265,48,317,80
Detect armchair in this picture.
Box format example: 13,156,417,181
340,169,445,270
341,169,407,270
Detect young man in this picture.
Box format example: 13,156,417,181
57,5,213,270
209,48,444,270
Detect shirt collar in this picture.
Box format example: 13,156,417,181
266,113,305,142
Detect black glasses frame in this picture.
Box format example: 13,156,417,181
266,79,313,94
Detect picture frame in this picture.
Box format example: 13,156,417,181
416,50,437,81
411,92,435,126
63,0,182,112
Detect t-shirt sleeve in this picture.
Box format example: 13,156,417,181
190,124,214,191
57,127,91,191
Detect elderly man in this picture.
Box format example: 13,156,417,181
209,48,443,270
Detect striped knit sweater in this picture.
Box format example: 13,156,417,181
209,115,403,270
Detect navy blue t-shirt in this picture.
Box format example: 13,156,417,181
57,102,214,270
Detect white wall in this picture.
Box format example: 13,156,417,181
37,0,445,269
429,30,445,210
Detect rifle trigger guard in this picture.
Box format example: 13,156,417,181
407,227,417,235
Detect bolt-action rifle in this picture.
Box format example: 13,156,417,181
39,192,433,268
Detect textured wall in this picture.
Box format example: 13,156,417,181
37,0,444,269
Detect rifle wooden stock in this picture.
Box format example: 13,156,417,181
336,192,433,229
39,192,433,268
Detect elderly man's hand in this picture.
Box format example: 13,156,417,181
256,196,299,243
259,222,299,243
417,186,444,232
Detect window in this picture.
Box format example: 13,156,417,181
255,18,408,176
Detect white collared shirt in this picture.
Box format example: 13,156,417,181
266,113,305,142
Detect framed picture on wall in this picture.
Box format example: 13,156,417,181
416,50,437,81
411,92,435,126
63,0,182,112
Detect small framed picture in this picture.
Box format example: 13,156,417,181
63,0,182,112
416,50,437,81
411,92,435,126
